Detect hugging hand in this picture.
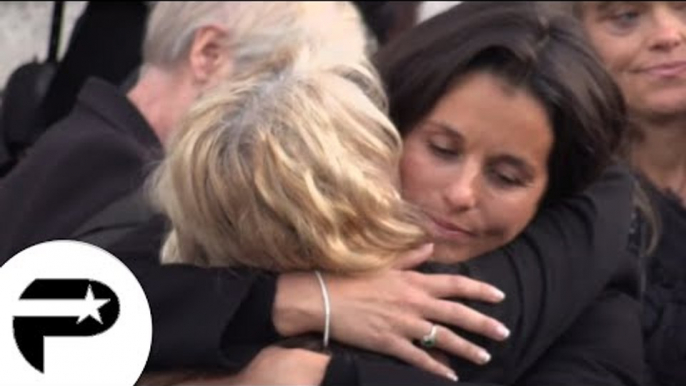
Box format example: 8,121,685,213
274,243,510,381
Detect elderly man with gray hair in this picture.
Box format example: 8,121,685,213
131,2,369,144
0,0,368,269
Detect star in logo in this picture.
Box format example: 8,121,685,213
76,285,110,324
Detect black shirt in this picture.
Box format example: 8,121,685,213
642,182,686,386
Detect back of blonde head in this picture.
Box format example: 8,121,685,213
152,48,427,272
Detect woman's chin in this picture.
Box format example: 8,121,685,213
429,242,474,264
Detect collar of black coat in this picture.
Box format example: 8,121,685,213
76,77,161,154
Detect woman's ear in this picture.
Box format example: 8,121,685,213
188,25,232,85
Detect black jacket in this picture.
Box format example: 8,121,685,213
112,167,643,385
0,78,160,262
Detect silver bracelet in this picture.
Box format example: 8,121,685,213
314,270,331,348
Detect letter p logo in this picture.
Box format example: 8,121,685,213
13,279,120,373
0,241,151,386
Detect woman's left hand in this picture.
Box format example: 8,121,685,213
273,243,508,381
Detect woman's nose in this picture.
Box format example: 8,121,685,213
443,168,479,211
648,7,685,51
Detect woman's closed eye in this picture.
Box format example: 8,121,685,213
487,160,533,189
491,170,526,187
428,140,461,159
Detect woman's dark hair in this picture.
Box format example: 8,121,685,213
375,1,627,203
353,1,420,46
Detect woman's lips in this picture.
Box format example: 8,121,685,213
429,216,477,241
639,61,686,78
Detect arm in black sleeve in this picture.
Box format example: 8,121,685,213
515,232,645,386
110,216,280,371
516,288,644,386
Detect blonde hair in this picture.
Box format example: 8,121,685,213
150,48,427,273
143,2,372,74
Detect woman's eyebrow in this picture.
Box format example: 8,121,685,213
595,1,641,13
424,120,464,140
596,2,619,12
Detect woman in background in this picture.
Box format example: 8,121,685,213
546,2,686,384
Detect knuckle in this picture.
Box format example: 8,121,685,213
369,331,385,347
452,338,479,359
403,291,426,310
477,315,494,331
432,361,450,375
447,301,469,320
449,341,471,359
423,358,442,371
431,301,451,321
416,351,435,368
478,282,495,297
452,335,471,353
450,276,470,292
432,275,452,291
448,334,478,358
378,332,399,350
402,270,423,286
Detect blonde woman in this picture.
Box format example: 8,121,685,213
140,43,465,386
153,52,426,274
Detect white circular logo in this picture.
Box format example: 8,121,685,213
0,241,152,386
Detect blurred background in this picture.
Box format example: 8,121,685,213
0,1,459,95
1,2,86,95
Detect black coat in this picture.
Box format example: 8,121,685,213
111,167,644,385
0,78,160,262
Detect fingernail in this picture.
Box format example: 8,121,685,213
492,289,506,301
446,371,458,382
478,350,491,364
496,325,511,340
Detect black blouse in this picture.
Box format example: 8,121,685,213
641,181,686,386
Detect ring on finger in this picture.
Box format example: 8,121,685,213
420,324,439,349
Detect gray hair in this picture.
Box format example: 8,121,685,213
143,2,369,74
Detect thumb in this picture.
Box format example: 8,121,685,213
393,243,434,270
